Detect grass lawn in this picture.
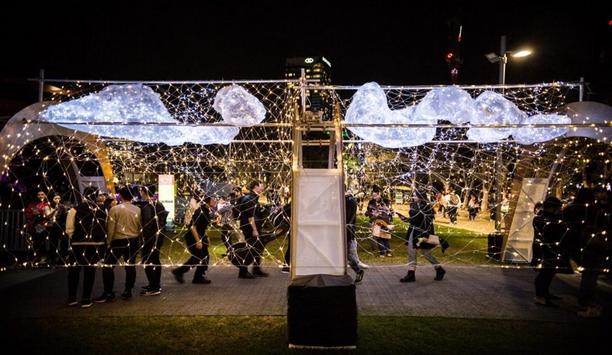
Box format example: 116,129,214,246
161,216,493,268
3,315,608,354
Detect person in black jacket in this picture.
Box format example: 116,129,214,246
66,187,107,308
398,189,446,283
139,185,168,296
532,196,569,307
172,195,216,284
237,180,267,278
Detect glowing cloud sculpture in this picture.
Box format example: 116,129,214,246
466,91,526,143
213,84,267,126
414,86,476,124
346,82,436,148
40,84,240,145
513,114,570,145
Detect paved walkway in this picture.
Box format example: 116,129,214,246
1,265,610,321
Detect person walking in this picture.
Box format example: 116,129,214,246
139,185,168,296
398,189,446,282
532,196,570,307
172,195,216,284
237,180,268,278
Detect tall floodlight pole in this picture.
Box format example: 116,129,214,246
495,35,506,233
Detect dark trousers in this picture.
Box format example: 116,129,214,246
31,230,48,260
535,268,556,297
376,237,391,255
68,245,104,300
578,269,599,307
448,207,458,223
468,208,478,221
220,225,233,250
48,227,69,265
175,236,209,281
142,236,164,290
102,238,140,294
239,227,264,274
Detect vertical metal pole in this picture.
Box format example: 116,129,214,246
499,36,507,86
579,77,584,102
300,68,307,116
290,70,306,280
495,35,506,234
38,69,45,102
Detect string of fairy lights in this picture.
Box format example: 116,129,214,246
0,80,608,273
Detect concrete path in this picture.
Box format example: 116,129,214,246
1,264,609,321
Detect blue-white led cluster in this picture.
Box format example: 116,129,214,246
346,82,570,147
40,84,268,145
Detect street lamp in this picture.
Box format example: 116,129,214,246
485,35,532,85
484,35,532,235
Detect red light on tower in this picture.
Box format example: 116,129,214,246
446,52,454,60
608,19,612,26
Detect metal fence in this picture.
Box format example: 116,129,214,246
0,209,27,251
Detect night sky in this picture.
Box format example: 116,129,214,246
1,1,611,109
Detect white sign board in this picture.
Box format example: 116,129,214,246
158,174,175,227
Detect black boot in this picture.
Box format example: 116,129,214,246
400,270,415,283
434,266,446,281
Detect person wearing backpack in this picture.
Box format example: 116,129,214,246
139,185,168,296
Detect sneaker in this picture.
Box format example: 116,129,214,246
355,270,365,283
144,288,162,296
358,262,370,269
93,293,115,303
121,290,132,300
67,298,78,307
192,278,211,284
281,266,290,273
252,269,269,277
80,299,93,308
238,272,256,279
172,269,184,284
547,294,563,301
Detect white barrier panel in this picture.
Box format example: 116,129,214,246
293,169,346,276
503,178,549,263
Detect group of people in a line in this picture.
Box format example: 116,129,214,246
65,185,168,308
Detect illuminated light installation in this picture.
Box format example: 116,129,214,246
213,84,267,127
414,86,476,124
466,91,526,143
40,84,246,145
345,82,436,148
347,83,572,146
513,114,571,145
